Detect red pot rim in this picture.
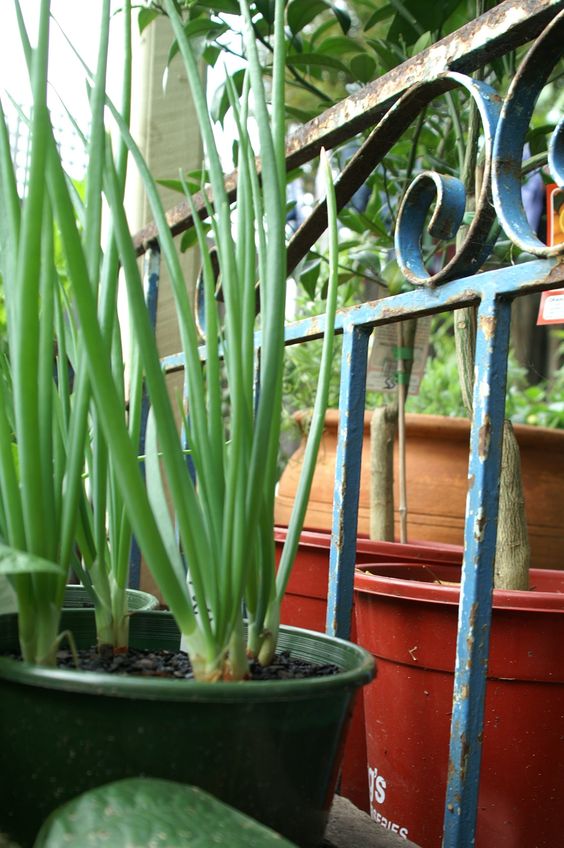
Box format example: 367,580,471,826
354,563,564,613
275,526,462,563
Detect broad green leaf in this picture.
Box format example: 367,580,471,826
288,0,331,35
138,8,159,34
202,43,221,67
193,0,239,12
286,53,349,74
350,53,377,84
366,38,405,71
299,256,322,299
309,17,339,49
285,105,323,123
381,258,404,294
332,5,351,34
167,19,229,66
210,68,246,124
255,0,276,25
387,0,461,47
316,36,364,57
364,5,394,31
157,168,211,195
180,223,211,253
0,544,64,576
410,31,433,56
287,0,350,36
34,778,299,847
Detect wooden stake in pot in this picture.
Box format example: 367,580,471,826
369,318,416,543
395,321,415,544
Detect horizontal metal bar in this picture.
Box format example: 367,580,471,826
132,0,563,255
159,257,564,375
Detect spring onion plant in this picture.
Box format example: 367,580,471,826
1,0,339,680
0,0,140,662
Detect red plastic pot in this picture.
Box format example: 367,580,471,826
354,562,564,847
274,529,462,812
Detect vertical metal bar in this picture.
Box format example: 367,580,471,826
442,293,512,847
326,323,370,639
129,246,160,588
181,374,196,484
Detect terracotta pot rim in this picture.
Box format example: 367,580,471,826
354,563,564,613
294,409,564,448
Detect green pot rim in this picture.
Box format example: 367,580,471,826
62,585,159,611
0,610,374,703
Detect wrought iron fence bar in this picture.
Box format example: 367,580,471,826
443,294,513,848
326,325,370,639
132,0,563,256
129,246,161,589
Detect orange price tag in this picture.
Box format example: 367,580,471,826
536,185,564,326
546,183,564,247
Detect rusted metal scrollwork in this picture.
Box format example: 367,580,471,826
191,9,564,340
393,73,501,286
493,8,564,256
287,73,502,282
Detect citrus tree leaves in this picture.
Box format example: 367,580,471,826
287,0,351,36
167,18,229,66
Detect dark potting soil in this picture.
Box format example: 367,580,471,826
47,647,341,681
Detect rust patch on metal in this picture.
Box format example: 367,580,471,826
466,633,474,666
478,416,491,459
306,317,322,337
474,510,486,542
479,314,496,340
445,289,480,306
546,256,564,282
460,734,470,782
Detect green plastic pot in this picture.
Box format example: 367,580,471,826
62,584,159,611
0,610,374,848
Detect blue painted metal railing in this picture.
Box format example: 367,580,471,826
134,6,564,846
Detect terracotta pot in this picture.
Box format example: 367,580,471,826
354,563,564,847
275,411,564,569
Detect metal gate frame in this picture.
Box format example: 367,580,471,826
132,3,564,844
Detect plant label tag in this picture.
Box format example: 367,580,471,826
536,185,564,326
537,289,564,325
366,316,431,394
546,183,564,247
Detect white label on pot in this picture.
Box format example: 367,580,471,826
366,316,431,395
368,765,410,840
541,291,564,322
